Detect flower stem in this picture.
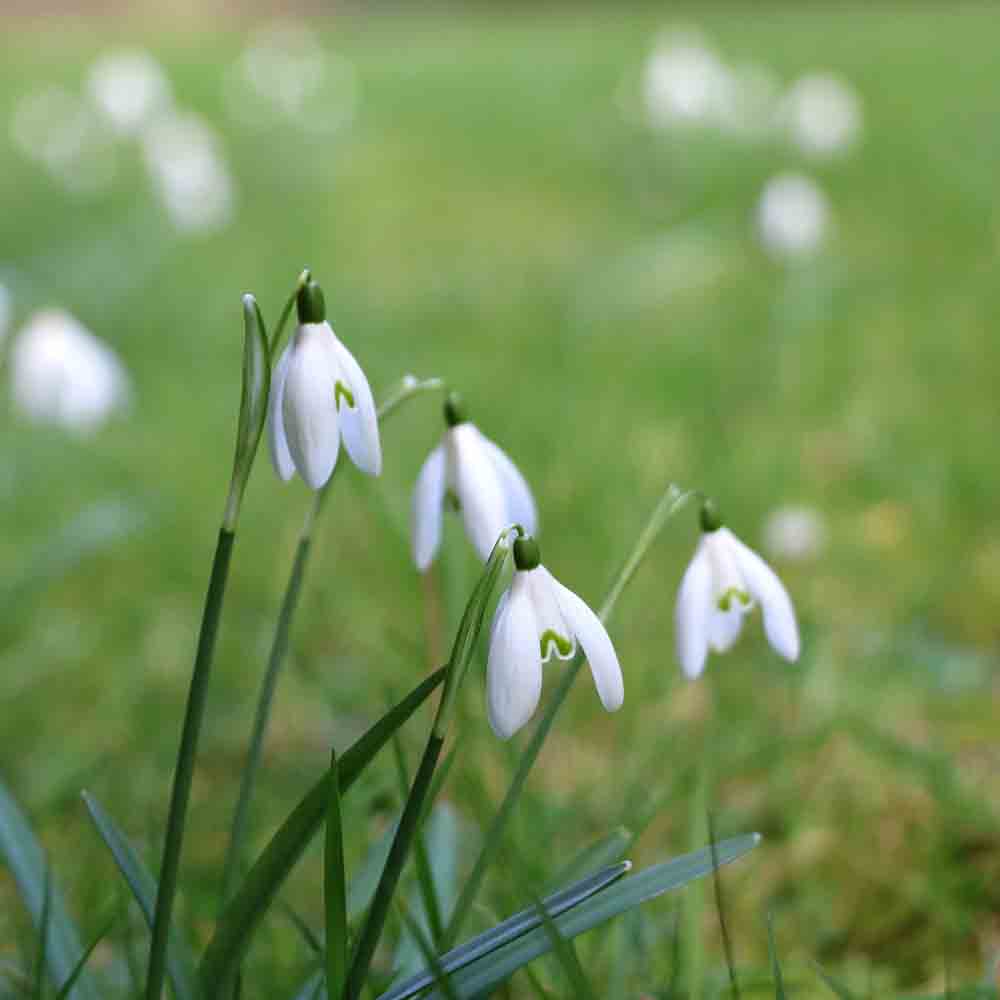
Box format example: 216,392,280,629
146,527,235,1000
219,523,313,906
343,731,445,1000
218,376,443,911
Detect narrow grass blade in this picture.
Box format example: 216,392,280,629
80,791,198,1000
424,835,759,1000
397,902,460,1000
523,888,596,1000
442,484,693,948
813,960,859,1000
377,862,630,1000
200,666,446,991
325,752,348,1000
708,813,740,1000
147,526,236,1000
278,900,322,955
0,779,100,1000
55,912,119,1000
549,828,631,891
32,865,52,1000
767,913,786,1000
288,968,324,1000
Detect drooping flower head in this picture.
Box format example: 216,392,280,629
487,534,624,740
675,499,800,679
411,392,537,569
268,278,381,489
10,308,132,434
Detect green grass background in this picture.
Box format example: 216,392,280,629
2,4,999,996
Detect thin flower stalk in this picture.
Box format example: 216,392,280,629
220,376,444,910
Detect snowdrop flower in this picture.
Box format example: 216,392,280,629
675,501,800,679
782,72,862,159
642,33,734,128
9,309,131,433
756,172,829,259
268,278,381,489
487,535,623,739
87,49,172,135
10,86,117,197
762,504,827,562
411,393,537,570
141,111,235,234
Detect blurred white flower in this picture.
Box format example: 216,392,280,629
411,394,537,570
782,73,862,159
756,172,830,259
268,280,381,490
224,22,358,134
676,505,799,679
642,33,735,128
87,49,173,135
487,536,623,739
762,505,828,562
141,111,235,234
10,86,117,197
10,309,132,433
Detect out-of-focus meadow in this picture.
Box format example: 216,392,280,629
2,4,999,996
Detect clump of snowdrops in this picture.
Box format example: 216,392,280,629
2,269,805,998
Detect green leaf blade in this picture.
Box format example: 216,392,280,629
426,834,760,999
0,779,100,1000
200,666,447,992
80,791,199,1000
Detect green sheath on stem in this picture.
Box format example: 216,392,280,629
146,527,235,1000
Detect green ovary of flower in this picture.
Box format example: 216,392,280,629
540,629,573,659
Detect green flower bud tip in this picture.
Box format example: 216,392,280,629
699,498,723,533
296,279,326,324
513,535,541,571
443,391,467,427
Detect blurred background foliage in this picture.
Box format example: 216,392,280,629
1,3,999,996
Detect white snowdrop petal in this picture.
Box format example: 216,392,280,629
549,571,624,712
267,345,296,481
486,578,543,740
330,329,382,477
411,444,446,571
725,529,800,662
480,433,538,536
448,424,509,561
281,327,340,489
675,541,713,678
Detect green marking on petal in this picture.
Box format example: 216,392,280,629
334,381,355,410
444,489,461,512
717,588,751,613
540,629,573,660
